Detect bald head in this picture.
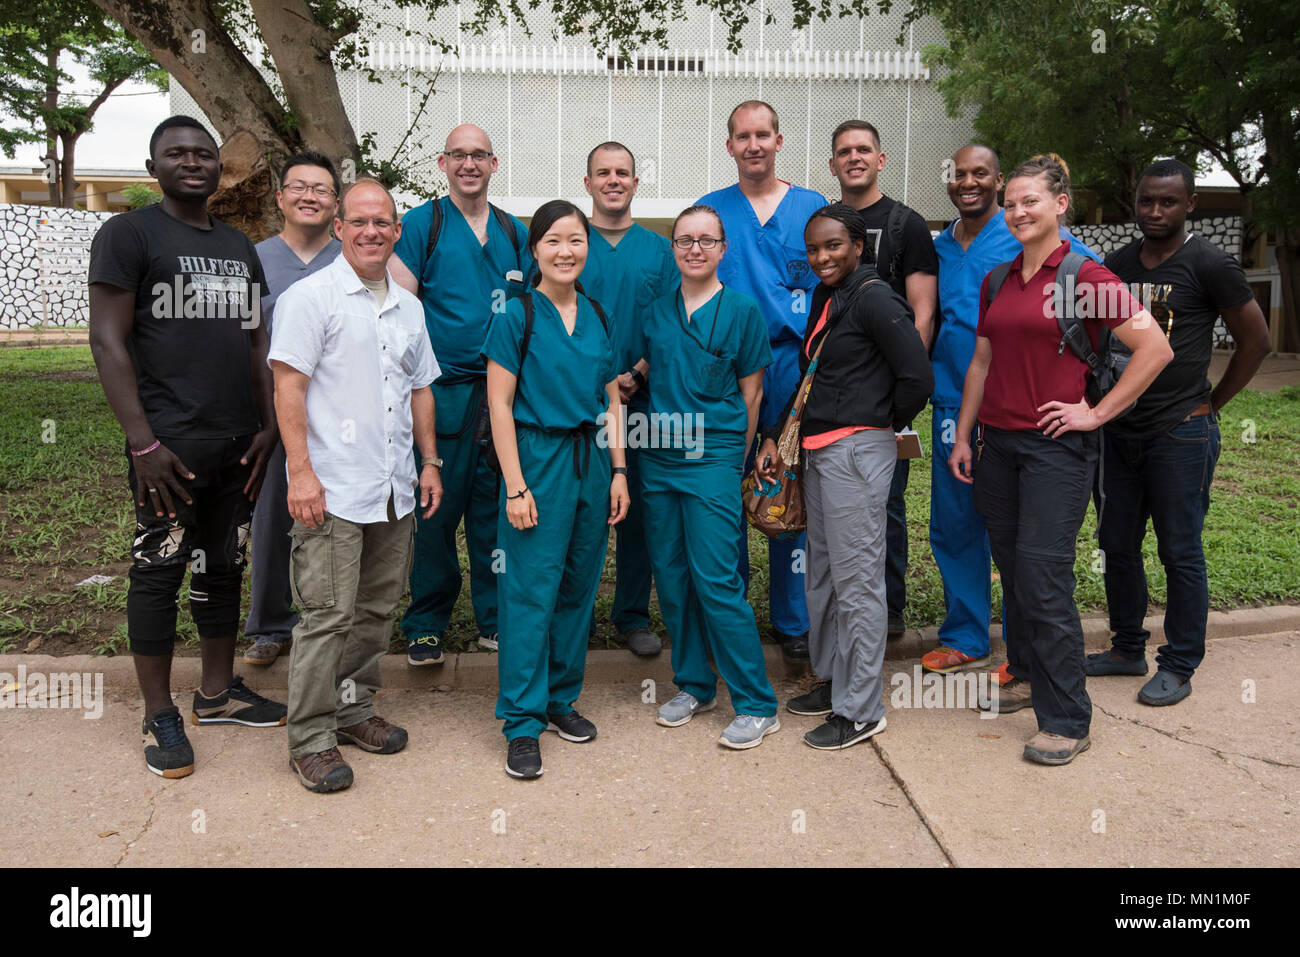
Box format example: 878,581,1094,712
439,124,498,202
339,177,397,220
947,144,1004,221
444,124,493,155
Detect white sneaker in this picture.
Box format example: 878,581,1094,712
477,632,498,651
718,714,780,750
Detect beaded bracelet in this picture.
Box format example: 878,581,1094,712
130,440,160,457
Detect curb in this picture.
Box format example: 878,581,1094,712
5,604,1297,693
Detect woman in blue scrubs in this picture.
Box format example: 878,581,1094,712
634,204,781,750
483,200,630,779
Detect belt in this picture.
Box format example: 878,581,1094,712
1184,403,1213,421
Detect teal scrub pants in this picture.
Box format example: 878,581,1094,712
403,379,499,639
641,440,778,716
496,425,610,740
611,395,653,632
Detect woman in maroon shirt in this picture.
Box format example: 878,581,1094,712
949,153,1172,766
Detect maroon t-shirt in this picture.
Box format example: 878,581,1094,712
977,241,1140,431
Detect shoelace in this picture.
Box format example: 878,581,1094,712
150,709,188,749
509,738,539,756
227,676,274,706
415,636,439,647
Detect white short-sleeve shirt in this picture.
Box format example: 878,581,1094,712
269,254,439,523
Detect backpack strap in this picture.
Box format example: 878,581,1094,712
1052,251,1101,371
884,199,910,286
983,261,1014,309
489,203,523,270
519,293,535,373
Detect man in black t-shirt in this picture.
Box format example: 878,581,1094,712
89,116,287,779
1087,159,1270,706
828,120,938,638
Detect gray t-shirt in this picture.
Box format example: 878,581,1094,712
255,234,342,334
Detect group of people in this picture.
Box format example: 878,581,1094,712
87,98,1270,787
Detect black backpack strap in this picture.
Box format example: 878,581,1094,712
984,261,1014,309
1053,251,1100,370
519,293,535,372
586,296,610,334
489,203,523,271
417,199,445,300
885,199,910,285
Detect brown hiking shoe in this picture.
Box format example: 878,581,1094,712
976,677,1033,714
289,747,353,792
1023,731,1091,766
337,715,408,754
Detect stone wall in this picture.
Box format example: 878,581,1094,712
1,204,113,330
1072,214,1242,258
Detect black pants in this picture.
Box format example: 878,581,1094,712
126,435,254,655
973,425,1096,739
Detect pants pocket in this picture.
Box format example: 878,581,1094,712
289,517,336,609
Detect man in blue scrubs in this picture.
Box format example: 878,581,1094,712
928,144,1097,682
243,152,343,666
581,142,678,656
390,124,533,664
697,101,827,661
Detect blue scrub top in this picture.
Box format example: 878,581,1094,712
582,224,679,376
696,183,828,345
932,214,1098,407
482,291,616,431
637,285,772,440
395,196,534,383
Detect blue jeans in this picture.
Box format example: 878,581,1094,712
1098,414,1221,680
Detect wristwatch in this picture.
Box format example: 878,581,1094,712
630,368,647,389
422,458,444,470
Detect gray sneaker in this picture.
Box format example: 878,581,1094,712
620,628,663,656
718,714,780,750
656,690,717,727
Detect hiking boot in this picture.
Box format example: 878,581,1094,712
337,715,408,754
242,636,288,666
921,645,990,674
143,706,195,779
1023,731,1091,766
620,627,663,656
1138,670,1192,707
546,709,597,742
718,715,780,750
477,632,499,651
290,747,353,792
191,676,287,727
803,713,886,751
656,690,717,727
786,680,832,716
1086,648,1149,677
407,635,444,665
977,677,1033,714
505,737,543,779
775,631,810,661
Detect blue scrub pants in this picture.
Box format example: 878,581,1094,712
643,442,777,716
611,396,654,632
929,405,994,658
739,339,809,637
496,426,610,740
403,379,499,640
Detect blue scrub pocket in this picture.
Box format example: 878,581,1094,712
693,350,736,402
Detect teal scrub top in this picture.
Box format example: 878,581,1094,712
394,196,534,382
582,224,679,375
637,285,773,437
483,291,617,430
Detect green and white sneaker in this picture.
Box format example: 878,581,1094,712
407,635,444,666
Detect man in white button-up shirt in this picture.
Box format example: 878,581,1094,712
269,177,443,793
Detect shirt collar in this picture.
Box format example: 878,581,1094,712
1009,238,1070,273
331,254,399,311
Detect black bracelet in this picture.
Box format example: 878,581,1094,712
507,486,528,500
613,467,628,476
630,368,647,388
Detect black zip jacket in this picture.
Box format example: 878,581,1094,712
765,262,933,442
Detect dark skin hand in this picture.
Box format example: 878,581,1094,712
240,318,278,501
1212,299,1271,411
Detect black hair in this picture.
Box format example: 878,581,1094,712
1139,158,1195,197
586,141,636,177
671,204,726,243
527,200,590,287
149,115,218,159
280,151,341,195
806,203,872,263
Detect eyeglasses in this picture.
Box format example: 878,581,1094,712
672,237,722,250
342,217,396,231
282,181,337,198
442,150,494,164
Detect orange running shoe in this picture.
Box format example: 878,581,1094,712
920,646,991,674
994,662,1013,686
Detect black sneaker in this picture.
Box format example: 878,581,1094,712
506,737,543,779
1085,648,1149,676
776,630,810,661
191,676,288,726
803,713,886,751
143,705,195,778
546,709,597,742
787,680,832,716
407,635,444,665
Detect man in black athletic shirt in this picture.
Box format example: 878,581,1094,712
89,116,286,778
1086,159,1270,706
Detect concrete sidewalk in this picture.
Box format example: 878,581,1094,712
3,619,1296,867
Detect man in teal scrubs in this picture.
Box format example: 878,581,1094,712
581,142,678,657
390,124,533,664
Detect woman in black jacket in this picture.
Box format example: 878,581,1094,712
756,203,932,750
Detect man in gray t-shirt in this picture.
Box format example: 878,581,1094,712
243,152,343,665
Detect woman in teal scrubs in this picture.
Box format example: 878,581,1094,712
634,205,781,750
483,200,630,780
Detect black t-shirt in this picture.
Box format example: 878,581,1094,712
88,205,267,439
856,193,939,300
1104,233,1254,437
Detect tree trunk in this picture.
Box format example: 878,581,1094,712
59,131,77,207
44,44,60,206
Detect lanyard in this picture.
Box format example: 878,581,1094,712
677,286,726,355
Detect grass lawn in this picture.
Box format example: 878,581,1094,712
1,346,1297,656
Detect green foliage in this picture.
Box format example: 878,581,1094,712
121,183,161,208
